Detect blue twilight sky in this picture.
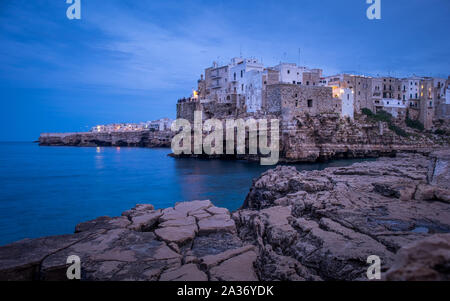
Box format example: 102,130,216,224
0,0,449,141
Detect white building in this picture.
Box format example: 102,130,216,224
401,77,422,101
243,69,264,112
446,87,450,105
272,63,322,86
381,98,407,118
229,58,264,95
273,63,306,85
334,88,354,120
146,118,173,131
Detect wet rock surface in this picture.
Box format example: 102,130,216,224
0,151,449,281
0,201,256,281
236,150,450,281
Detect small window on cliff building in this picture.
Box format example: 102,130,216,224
307,99,313,108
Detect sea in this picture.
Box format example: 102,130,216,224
0,142,373,246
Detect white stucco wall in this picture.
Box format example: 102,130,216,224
340,88,354,120
446,88,450,105
244,70,263,113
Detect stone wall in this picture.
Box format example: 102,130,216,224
177,101,201,122
265,84,340,119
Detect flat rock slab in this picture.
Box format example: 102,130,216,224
210,251,258,281
154,225,197,245
198,215,236,234
160,264,208,281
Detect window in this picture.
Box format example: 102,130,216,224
241,84,244,91
358,91,361,95
306,81,310,86
287,70,290,74
307,99,313,108
293,81,296,84
233,73,236,81
347,94,350,100
240,70,244,78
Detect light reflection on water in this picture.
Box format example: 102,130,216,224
0,142,374,245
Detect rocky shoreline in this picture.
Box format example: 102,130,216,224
38,130,174,148
0,150,449,281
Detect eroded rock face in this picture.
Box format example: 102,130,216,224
0,200,255,281
38,130,174,148
0,151,449,281
236,150,450,281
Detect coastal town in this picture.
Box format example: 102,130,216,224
88,56,449,137
177,57,450,130
39,55,450,163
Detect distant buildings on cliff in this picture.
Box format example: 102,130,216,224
178,57,450,129
91,118,173,133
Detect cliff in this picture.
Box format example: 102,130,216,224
1,150,449,281
170,113,449,162
38,130,174,148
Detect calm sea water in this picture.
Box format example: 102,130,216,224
0,142,373,246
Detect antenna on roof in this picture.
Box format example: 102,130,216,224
298,48,301,66
239,44,242,58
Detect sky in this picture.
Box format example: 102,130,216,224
0,0,449,141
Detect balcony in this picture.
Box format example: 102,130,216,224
210,74,222,80
208,84,222,89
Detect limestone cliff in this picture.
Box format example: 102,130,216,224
38,130,174,148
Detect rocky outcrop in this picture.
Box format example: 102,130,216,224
171,113,449,163
38,130,174,148
0,201,257,281
235,150,450,281
385,234,450,281
1,151,449,281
